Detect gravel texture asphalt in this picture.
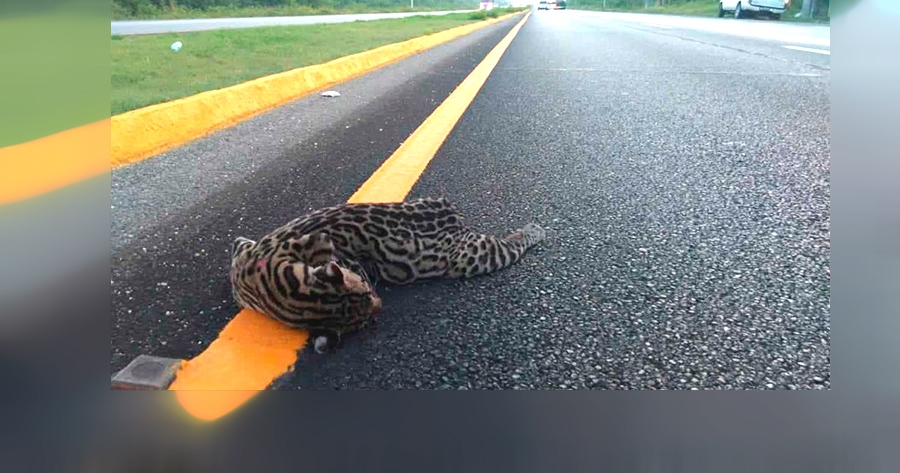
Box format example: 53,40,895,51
111,11,830,390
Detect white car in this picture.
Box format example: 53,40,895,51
538,1,549,10
718,0,787,20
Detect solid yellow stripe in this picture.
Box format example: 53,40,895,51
167,308,308,391
349,11,531,204
170,12,530,417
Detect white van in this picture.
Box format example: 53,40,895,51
718,0,788,20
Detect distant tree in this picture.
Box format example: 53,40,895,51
116,0,140,15
148,0,176,8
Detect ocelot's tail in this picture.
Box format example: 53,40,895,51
447,223,547,279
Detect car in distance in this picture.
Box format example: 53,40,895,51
718,0,787,20
538,1,549,10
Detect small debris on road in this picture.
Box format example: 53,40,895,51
321,91,341,98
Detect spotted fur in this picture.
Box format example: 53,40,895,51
230,232,383,340
230,197,546,351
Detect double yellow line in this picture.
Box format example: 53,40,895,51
171,11,531,419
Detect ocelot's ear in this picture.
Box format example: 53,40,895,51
297,232,334,250
232,237,255,258
311,261,345,286
298,232,336,266
313,232,334,249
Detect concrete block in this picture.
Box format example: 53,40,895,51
111,355,183,390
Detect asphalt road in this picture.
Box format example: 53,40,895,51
111,10,475,35
111,11,830,390
581,10,830,48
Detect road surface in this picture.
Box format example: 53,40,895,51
111,10,476,35
581,10,830,48
111,11,830,389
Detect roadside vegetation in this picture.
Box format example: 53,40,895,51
569,0,836,23
111,8,525,115
468,7,508,19
112,0,481,20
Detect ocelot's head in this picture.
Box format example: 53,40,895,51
229,235,382,330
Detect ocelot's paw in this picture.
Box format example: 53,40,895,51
521,223,547,245
312,332,340,354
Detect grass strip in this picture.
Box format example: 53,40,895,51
111,2,479,20
111,9,523,115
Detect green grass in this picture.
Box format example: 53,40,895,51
780,3,832,23
111,2,481,20
571,2,722,18
1,11,109,148
639,1,718,17
111,9,524,115
571,1,831,23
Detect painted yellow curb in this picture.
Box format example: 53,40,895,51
0,119,110,206
111,11,524,169
170,11,531,419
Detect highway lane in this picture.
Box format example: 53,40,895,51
552,9,830,67
110,15,524,375
111,11,829,390
111,10,475,35
577,10,830,48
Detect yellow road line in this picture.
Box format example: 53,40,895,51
111,12,523,169
167,308,308,391
170,11,530,418
0,119,110,206
348,12,530,204
2,14,524,208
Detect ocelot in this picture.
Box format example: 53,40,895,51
229,197,546,353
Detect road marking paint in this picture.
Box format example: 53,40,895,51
0,119,109,206
7,15,525,207
167,309,309,391
349,11,530,204
111,12,523,169
169,11,531,418
783,45,830,55
640,22,673,29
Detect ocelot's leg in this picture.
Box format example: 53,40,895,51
447,224,546,278
309,258,381,355
312,330,341,354
336,256,379,288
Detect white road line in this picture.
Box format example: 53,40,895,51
641,22,673,29
782,45,830,55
